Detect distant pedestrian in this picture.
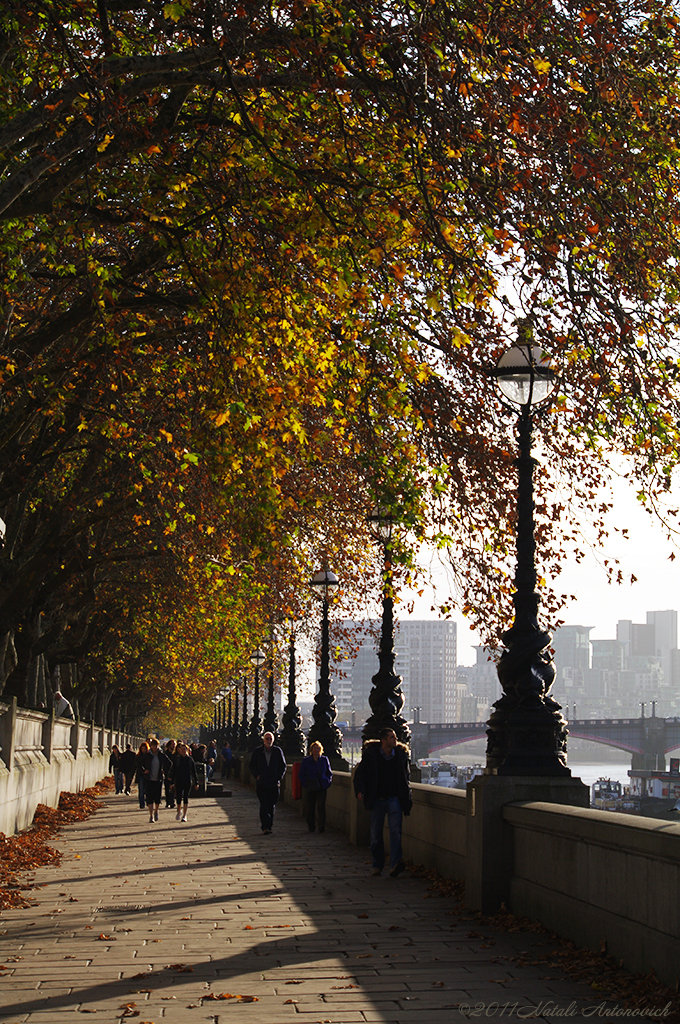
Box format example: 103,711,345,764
249,732,287,834
164,740,177,807
53,691,74,719
119,744,136,794
173,742,198,822
206,739,218,780
133,741,150,809
140,738,172,824
220,742,233,779
353,728,412,877
299,741,332,833
108,745,124,793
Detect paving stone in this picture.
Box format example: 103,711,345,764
0,782,643,1023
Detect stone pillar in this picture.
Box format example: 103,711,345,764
42,710,55,764
0,697,17,771
465,773,589,915
348,767,371,848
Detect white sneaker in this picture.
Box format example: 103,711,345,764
181,815,187,822
176,809,181,820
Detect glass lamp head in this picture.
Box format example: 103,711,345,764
367,505,395,543
250,648,266,669
310,567,339,601
494,344,555,407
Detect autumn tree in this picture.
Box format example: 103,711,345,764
1,0,680,717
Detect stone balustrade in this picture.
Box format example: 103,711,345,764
0,698,141,835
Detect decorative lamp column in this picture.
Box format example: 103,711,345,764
362,506,411,745
263,637,279,737
239,675,249,751
248,648,266,749
307,567,348,768
486,332,570,775
280,625,306,758
230,686,238,747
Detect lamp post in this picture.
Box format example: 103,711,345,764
486,332,570,776
227,688,235,745
248,648,266,749
362,506,411,745
263,634,279,738
308,567,348,768
239,675,249,750
279,624,306,759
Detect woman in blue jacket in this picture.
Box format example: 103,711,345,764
299,741,332,833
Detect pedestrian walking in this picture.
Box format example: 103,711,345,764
353,727,412,877
173,742,198,822
164,739,177,807
119,743,136,794
249,732,287,834
133,741,149,809
220,741,233,779
108,745,124,793
140,738,172,824
206,739,218,780
299,741,332,833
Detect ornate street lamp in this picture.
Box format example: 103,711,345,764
279,623,306,759
263,635,279,737
248,647,266,749
307,567,348,768
486,329,570,775
239,674,249,750
362,506,411,744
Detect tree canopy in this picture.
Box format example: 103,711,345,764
2,0,680,723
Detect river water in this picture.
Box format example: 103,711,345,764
449,761,633,792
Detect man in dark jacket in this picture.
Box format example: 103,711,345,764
353,727,412,877
249,732,287,834
119,744,137,794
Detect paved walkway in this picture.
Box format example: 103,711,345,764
0,782,659,1023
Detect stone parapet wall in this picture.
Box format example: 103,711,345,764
0,699,142,835
505,801,680,989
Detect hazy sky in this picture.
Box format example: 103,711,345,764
402,470,680,665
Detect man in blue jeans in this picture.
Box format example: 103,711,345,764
353,727,412,877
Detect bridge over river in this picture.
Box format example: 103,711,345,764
342,715,680,770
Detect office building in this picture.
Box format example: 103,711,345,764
332,618,457,723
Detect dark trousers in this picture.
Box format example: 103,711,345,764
369,796,403,870
256,783,279,831
164,777,175,807
305,788,327,832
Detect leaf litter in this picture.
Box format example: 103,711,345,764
407,860,680,1020
0,778,112,909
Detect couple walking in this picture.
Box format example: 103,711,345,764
248,733,333,834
